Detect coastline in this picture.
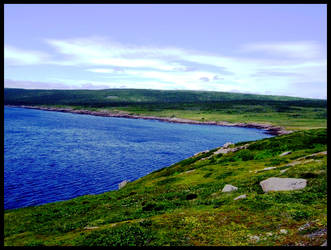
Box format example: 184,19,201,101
6,105,292,136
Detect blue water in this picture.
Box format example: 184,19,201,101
4,106,272,210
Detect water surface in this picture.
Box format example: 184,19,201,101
4,106,272,209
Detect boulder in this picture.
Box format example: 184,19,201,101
223,142,234,148
234,194,246,200
279,151,292,157
263,167,276,171
222,184,238,193
248,235,260,242
118,180,129,189
260,177,306,192
280,168,289,174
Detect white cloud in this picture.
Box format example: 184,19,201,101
5,45,50,65
4,79,76,89
4,37,327,99
241,41,324,59
86,68,116,73
46,37,185,71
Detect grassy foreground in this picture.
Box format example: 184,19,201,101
4,128,327,246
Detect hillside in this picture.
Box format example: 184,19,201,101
4,128,327,246
4,88,313,105
4,88,327,131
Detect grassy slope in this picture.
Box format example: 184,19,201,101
4,88,327,131
4,129,327,246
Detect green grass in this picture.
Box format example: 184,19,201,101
4,128,327,246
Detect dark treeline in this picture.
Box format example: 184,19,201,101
4,88,326,111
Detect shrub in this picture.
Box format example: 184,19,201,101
185,194,197,200
236,149,255,161
78,223,152,246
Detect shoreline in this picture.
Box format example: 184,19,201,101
5,105,292,136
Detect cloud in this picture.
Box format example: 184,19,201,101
5,45,50,65
86,68,116,73
4,79,75,89
213,75,224,81
46,37,186,71
199,77,210,82
4,37,327,99
241,41,324,59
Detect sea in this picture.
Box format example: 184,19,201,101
4,106,272,209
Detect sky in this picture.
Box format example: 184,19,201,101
4,4,327,99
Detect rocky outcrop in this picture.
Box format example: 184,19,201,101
214,144,249,155
260,177,307,192
223,142,234,148
118,180,129,189
222,184,238,192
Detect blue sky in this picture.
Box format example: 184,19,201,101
4,4,327,99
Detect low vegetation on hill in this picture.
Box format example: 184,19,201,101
4,128,327,246
4,88,327,131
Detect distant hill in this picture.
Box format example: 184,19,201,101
3,88,325,107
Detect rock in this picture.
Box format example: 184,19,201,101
280,168,289,174
249,235,260,242
279,151,292,156
194,150,209,156
260,177,307,192
256,167,276,172
263,167,276,171
184,169,195,174
222,184,238,193
118,180,129,189
321,240,327,246
84,226,99,230
298,222,311,231
223,142,234,148
214,148,230,154
305,228,327,239
234,194,246,200
280,229,288,234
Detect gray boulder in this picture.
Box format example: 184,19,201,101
234,194,246,200
260,177,306,192
222,184,238,192
279,151,292,156
118,180,129,189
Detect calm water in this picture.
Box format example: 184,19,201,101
4,107,272,209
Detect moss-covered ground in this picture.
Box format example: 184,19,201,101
4,128,327,246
